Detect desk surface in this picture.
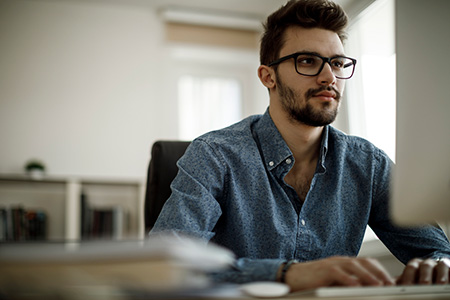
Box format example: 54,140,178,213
2,242,450,300
284,294,450,300
123,285,450,300
2,286,450,300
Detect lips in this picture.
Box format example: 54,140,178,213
306,87,341,102
314,91,336,99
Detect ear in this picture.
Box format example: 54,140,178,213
258,65,276,89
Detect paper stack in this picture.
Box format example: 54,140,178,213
0,235,235,298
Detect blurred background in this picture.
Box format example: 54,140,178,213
0,0,403,275
0,0,393,180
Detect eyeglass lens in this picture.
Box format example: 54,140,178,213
296,54,355,78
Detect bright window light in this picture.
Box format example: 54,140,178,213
346,0,396,161
360,53,396,160
178,75,242,140
345,0,396,242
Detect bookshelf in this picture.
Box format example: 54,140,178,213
0,175,145,241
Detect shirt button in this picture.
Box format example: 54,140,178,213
301,219,306,226
286,158,292,164
269,161,274,167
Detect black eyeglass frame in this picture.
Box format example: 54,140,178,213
268,52,357,79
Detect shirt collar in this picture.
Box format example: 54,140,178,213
318,126,328,173
253,108,329,173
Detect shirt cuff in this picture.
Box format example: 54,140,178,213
209,257,285,284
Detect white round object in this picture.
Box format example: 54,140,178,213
240,281,290,298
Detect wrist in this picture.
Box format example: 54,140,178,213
279,259,299,283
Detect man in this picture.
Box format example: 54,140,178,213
151,0,450,292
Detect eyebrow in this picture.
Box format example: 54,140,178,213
296,50,347,57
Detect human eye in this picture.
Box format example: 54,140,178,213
331,58,345,69
297,55,320,67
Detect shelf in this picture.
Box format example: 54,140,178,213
0,175,145,242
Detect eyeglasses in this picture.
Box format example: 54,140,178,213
268,52,357,79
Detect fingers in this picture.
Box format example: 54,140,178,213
398,258,450,285
418,259,437,284
357,258,396,286
284,256,395,292
323,258,388,287
435,259,450,284
397,259,420,285
338,257,395,286
315,257,394,287
285,256,450,293
329,265,362,287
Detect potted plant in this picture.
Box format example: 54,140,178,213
25,159,46,180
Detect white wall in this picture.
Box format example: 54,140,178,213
0,0,268,180
0,0,355,181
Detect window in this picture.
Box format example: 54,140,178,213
345,0,396,161
345,0,396,241
178,75,242,140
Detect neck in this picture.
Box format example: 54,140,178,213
269,106,324,164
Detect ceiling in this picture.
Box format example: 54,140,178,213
147,0,361,19
76,0,375,25
156,0,379,33
149,0,293,19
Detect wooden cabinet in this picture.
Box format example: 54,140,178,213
0,175,145,241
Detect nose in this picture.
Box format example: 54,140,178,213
317,62,337,86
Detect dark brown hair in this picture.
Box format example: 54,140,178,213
260,0,348,67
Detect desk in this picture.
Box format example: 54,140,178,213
285,294,450,300
2,285,450,300
118,286,450,300
2,242,450,300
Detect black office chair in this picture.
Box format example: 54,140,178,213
144,140,191,233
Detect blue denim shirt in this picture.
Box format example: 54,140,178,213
151,109,450,283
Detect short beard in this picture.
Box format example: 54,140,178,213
277,78,341,127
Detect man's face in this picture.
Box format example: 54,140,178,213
273,26,346,127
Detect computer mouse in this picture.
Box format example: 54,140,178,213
240,281,290,298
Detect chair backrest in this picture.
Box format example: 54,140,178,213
144,140,190,233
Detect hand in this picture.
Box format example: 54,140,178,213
283,256,395,292
397,258,450,285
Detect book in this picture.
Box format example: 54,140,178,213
0,208,6,241
0,236,235,297
11,206,25,241
80,191,127,240
25,210,47,240
0,206,46,241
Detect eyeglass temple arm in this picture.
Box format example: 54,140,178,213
344,62,353,68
